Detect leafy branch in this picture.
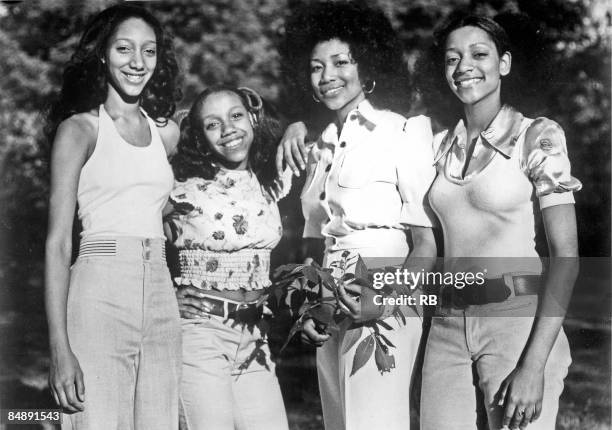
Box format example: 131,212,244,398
269,252,405,375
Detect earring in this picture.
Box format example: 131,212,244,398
312,93,321,103
362,80,376,94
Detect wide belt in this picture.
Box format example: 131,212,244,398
198,294,262,323
439,274,541,308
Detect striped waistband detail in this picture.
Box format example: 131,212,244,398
78,238,166,259
79,240,117,257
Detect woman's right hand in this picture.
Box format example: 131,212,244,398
300,318,330,347
275,121,309,177
49,346,85,412
174,285,212,319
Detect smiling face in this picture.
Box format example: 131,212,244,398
199,91,254,170
444,25,511,110
104,17,157,100
310,38,366,122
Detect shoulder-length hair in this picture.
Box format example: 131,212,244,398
45,3,181,141
171,86,281,189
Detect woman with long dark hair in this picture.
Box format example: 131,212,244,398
44,5,181,429
416,13,580,430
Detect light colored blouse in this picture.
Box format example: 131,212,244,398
301,100,437,256
168,169,288,291
429,105,581,276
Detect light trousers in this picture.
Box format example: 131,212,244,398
317,316,423,430
64,237,181,430
317,248,423,430
179,315,288,430
420,297,571,430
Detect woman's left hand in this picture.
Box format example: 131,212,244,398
337,282,383,324
498,364,544,429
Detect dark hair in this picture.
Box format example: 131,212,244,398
415,12,549,129
171,86,281,188
45,4,181,141
280,0,411,126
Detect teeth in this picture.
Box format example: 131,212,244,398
223,138,242,149
456,78,481,87
322,87,343,96
123,72,145,83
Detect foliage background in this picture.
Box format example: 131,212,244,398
0,0,610,429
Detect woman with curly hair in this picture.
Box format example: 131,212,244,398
44,4,181,429
277,2,437,429
165,86,289,430
415,13,580,430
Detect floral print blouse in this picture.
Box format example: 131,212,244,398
167,168,289,291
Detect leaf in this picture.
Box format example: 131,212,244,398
302,265,319,283
290,264,307,275
308,302,337,325
394,307,406,325
354,255,369,280
341,325,363,355
377,332,396,348
273,263,304,279
342,273,356,282
318,270,337,291
350,334,375,376
280,317,303,353
376,319,393,331
350,277,371,289
374,341,396,373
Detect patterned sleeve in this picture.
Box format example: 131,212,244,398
168,179,202,215
397,115,438,228
521,118,582,209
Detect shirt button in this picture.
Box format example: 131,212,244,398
340,141,346,148
320,192,326,200
325,164,331,172
350,114,357,121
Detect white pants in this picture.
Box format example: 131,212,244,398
317,248,423,430
317,316,423,430
179,316,288,430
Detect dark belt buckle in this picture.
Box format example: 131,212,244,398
232,304,262,324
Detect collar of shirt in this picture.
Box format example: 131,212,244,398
320,99,379,146
433,105,524,165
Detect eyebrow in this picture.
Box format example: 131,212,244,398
112,37,157,44
202,106,246,119
310,52,352,61
446,42,492,52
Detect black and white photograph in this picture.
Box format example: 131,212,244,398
0,1,610,429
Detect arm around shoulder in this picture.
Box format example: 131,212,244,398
158,119,180,158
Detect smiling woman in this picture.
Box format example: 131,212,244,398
277,2,438,430
416,13,581,430
165,86,289,430
44,4,182,430
104,18,158,99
